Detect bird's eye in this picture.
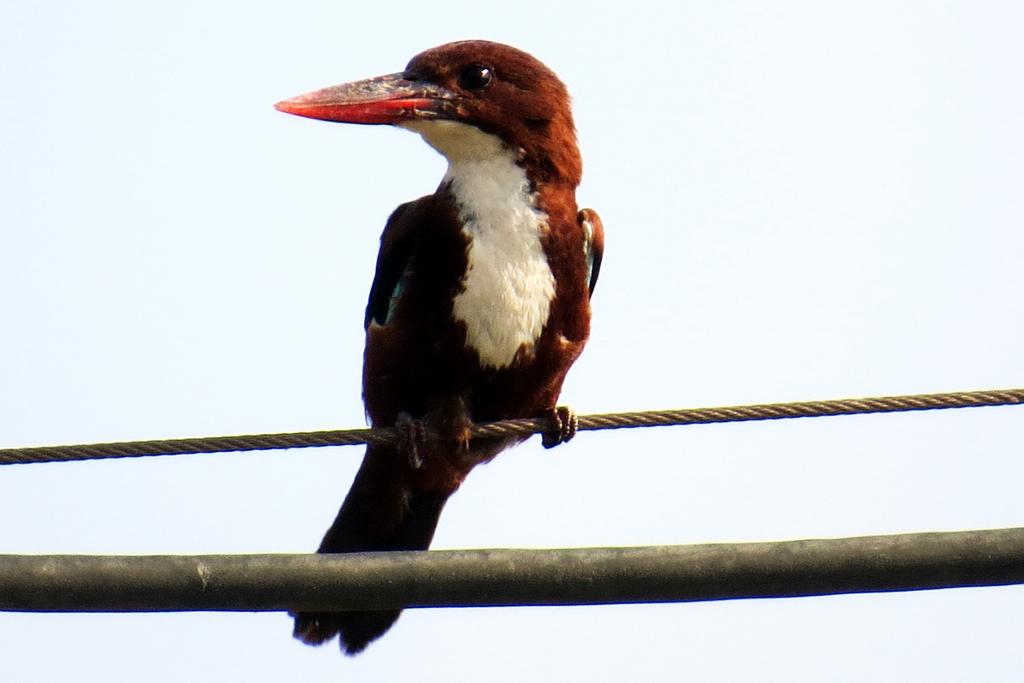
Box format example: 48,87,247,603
458,64,493,91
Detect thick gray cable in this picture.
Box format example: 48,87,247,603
2,528,1022,612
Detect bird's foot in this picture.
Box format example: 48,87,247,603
426,398,472,455
541,405,578,449
395,412,428,469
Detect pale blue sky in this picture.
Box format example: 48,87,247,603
2,2,1023,680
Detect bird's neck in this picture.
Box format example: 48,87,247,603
404,122,563,370
443,152,540,233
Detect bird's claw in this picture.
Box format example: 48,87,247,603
395,413,428,468
541,405,577,449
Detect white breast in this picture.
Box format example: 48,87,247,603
402,120,555,370
449,162,554,368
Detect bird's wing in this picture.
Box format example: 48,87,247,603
578,208,604,298
364,200,420,330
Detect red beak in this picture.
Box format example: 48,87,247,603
275,72,454,125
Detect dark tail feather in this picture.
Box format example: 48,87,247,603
292,445,450,655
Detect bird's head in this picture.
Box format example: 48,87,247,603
275,40,581,185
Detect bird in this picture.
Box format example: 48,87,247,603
275,39,604,655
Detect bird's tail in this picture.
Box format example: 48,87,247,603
292,445,450,655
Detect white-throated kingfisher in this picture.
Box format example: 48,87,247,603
275,40,604,655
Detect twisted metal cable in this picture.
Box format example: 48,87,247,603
2,388,1021,466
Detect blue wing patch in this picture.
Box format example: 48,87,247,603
578,208,604,298
385,274,407,324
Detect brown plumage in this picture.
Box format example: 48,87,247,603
276,40,603,654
